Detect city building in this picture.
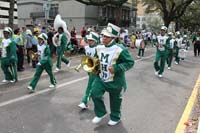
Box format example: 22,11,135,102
136,0,163,31
17,0,137,31
0,0,18,27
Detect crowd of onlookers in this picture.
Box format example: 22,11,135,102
1,23,200,73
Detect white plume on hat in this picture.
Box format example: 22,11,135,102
54,14,71,44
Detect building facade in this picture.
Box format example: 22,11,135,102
17,0,137,31
136,0,163,31
0,0,18,27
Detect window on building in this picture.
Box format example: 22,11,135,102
137,17,140,21
142,18,146,21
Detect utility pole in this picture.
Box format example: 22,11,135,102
43,0,52,25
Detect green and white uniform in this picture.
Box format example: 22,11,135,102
165,38,175,68
29,43,56,90
81,44,98,105
91,41,134,122
1,38,18,81
154,35,168,75
56,33,70,69
174,37,183,64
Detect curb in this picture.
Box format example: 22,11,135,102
175,74,200,133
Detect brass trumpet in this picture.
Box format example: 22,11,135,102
75,56,99,73
29,50,38,61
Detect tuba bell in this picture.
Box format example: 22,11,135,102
29,50,38,61
75,56,100,74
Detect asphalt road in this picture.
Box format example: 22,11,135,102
0,47,199,133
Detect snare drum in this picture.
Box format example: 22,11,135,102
135,39,143,48
178,49,187,58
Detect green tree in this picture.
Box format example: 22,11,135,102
142,0,194,29
8,0,15,28
145,16,163,32
179,0,200,31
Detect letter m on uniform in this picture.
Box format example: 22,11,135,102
100,53,109,63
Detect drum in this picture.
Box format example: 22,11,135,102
135,39,143,48
178,49,187,58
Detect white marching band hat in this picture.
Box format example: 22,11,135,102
86,32,99,42
176,31,181,35
26,29,32,36
102,23,120,38
161,26,168,31
168,32,173,35
38,33,48,41
3,27,13,34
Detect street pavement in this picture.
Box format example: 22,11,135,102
0,46,199,133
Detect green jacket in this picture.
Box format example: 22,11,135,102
57,33,67,53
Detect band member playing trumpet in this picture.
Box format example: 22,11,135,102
91,23,134,126
78,32,100,109
1,27,18,83
27,33,56,93
154,26,168,78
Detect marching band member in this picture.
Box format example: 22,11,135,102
174,31,183,64
27,33,56,93
165,32,175,70
154,26,168,78
183,35,190,50
91,23,134,126
53,14,71,71
78,32,100,109
1,27,18,83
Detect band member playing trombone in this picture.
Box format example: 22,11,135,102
91,23,134,126
27,33,56,93
78,32,100,109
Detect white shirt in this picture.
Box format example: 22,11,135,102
37,44,46,60
1,38,11,58
176,37,183,48
157,35,168,51
84,45,96,57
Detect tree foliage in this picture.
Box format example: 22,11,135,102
142,0,194,28
179,0,200,31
